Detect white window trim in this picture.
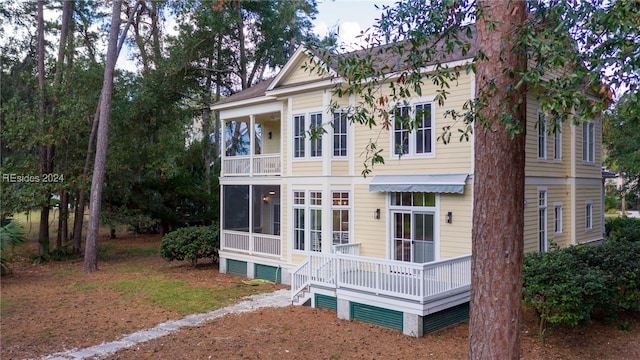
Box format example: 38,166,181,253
553,202,563,234
332,110,349,159
553,126,562,161
390,100,436,159
331,191,351,246
538,111,547,160
585,200,593,231
387,192,440,262
582,121,595,164
292,110,325,161
538,188,548,252
293,114,306,159
292,189,325,253
292,190,306,251
309,113,323,158
309,191,322,252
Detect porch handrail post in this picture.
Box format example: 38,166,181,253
376,263,381,293
334,254,340,288
419,267,425,302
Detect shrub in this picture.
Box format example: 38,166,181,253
523,240,640,336
1,218,27,275
605,216,640,242
159,225,219,266
598,240,640,313
523,248,608,335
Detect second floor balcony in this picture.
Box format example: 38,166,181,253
221,111,281,177
223,154,281,176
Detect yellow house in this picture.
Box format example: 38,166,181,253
212,43,604,337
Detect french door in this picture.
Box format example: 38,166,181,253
393,211,435,263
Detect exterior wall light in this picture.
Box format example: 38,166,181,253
374,208,380,219
446,211,453,224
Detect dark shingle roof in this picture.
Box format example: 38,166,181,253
215,26,478,107
214,77,274,106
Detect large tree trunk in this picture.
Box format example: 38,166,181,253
202,56,213,200
83,0,123,272
73,1,139,255
54,1,73,249
36,0,50,256
469,1,527,359
72,105,99,254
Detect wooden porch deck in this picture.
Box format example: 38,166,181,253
291,252,471,313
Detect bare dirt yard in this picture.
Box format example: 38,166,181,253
1,234,639,359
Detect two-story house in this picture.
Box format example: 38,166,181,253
211,41,604,337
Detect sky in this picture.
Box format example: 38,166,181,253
312,0,396,48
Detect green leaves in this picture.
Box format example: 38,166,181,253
159,225,220,267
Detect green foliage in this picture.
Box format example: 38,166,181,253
605,92,640,203
523,248,608,334
159,226,220,266
0,219,27,275
523,239,640,336
605,217,640,242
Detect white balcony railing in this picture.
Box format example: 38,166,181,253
253,154,281,175
332,243,361,255
221,230,281,257
222,154,280,176
291,253,471,304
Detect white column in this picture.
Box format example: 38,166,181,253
323,90,331,176
249,115,255,176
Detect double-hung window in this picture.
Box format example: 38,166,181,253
585,202,593,230
582,122,595,163
554,204,563,234
332,112,348,157
553,126,562,161
293,112,323,159
538,112,547,160
294,115,305,158
393,103,433,157
310,113,322,158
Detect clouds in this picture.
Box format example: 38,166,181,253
314,20,368,49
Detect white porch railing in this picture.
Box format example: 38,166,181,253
222,154,281,176
253,154,281,175
291,253,471,304
221,230,281,257
222,156,250,176
332,243,361,255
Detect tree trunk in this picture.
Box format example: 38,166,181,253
56,190,69,248
469,1,527,359
213,32,223,160
235,1,248,90
73,1,138,255
73,100,100,254
83,0,124,272
36,0,49,256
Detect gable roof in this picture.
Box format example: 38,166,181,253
213,77,274,107
213,26,478,109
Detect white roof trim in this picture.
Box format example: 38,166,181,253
267,45,337,92
212,95,276,111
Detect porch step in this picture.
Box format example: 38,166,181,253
291,287,312,306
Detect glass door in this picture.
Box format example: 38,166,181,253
393,211,435,263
